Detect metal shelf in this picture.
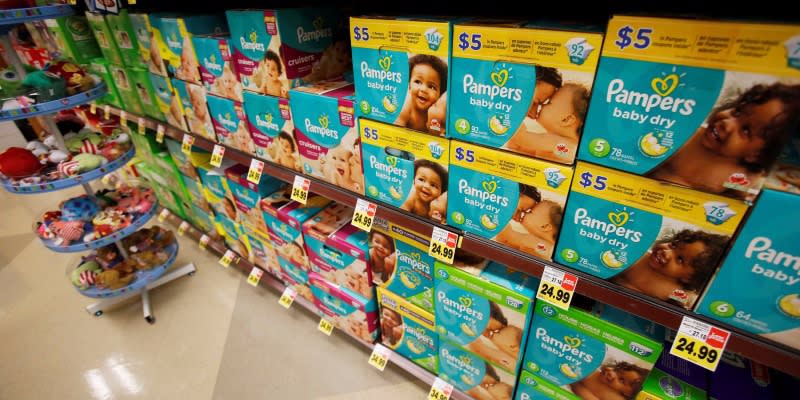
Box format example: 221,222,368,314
113,107,800,377
0,83,107,121
0,4,73,26
158,210,472,400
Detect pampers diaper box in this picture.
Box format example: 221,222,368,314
556,162,748,309
242,91,301,171
439,338,518,398
216,213,251,260
225,8,350,97
448,22,602,165
171,78,216,141
128,66,164,121
522,301,663,400
105,10,144,67
435,261,538,374
198,160,239,221
369,217,436,312
290,80,364,194
149,72,188,129
696,188,800,350
225,163,285,234
360,118,450,224
193,35,244,101
303,203,376,300
350,16,454,136
448,140,574,261
261,189,332,270
309,272,379,342
580,16,800,201
280,252,314,303
377,287,438,373
243,225,281,278
153,15,227,83
206,94,255,153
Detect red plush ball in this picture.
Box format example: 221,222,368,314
0,147,44,178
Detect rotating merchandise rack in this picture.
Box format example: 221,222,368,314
111,106,800,377
0,3,195,324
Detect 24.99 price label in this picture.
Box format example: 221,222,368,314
669,316,730,371
428,227,459,264
351,198,377,232
290,175,310,204
536,266,578,310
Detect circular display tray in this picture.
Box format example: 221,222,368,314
0,4,73,26
1,144,135,194
0,83,107,121
75,241,179,298
38,195,159,253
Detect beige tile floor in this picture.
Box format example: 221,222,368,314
0,135,428,399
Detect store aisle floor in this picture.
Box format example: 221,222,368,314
0,187,428,399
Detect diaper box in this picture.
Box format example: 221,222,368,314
709,354,775,399
439,338,518,398
522,301,663,400
86,12,124,66
309,271,379,343
360,118,450,224
171,78,216,141
225,163,285,234
516,369,579,400
636,368,707,400
290,80,363,194
127,66,164,121
280,254,313,302
153,14,227,83
206,94,254,152
350,16,453,136
179,173,213,215
216,213,251,260
244,225,281,278
303,203,374,300
377,287,438,373
580,16,800,201
590,302,667,341
164,136,210,180
242,91,301,171
435,261,538,374
149,72,188,129
448,140,573,261
369,217,436,312
189,203,216,234
130,13,165,75
105,10,143,67
198,160,238,221
225,8,350,96
88,58,123,108
44,16,102,64
261,189,332,270
107,65,145,116
556,162,748,309
193,34,243,101
696,188,800,349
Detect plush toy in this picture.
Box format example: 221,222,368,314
58,153,106,176
48,220,85,245
86,209,131,240
94,246,121,270
64,130,103,154
94,269,136,290
22,70,66,102
46,61,94,95
60,195,100,221
0,147,44,178
48,150,69,164
71,260,103,290
115,187,155,214
0,67,26,99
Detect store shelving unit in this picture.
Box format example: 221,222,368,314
0,4,195,324
156,209,472,400
112,106,800,377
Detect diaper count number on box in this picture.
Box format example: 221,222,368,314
536,266,578,310
669,316,731,371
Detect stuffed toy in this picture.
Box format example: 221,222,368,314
64,130,103,154
0,147,43,178
0,67,27,99
58,153,106,176
22,70,66,102
46,61,94,95
94,269,136,290
60,195,100,221
48,220,85,245
71,260,103,290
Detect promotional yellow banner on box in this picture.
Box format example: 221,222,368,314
555,162,749,309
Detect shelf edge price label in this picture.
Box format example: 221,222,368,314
428,226,459,264
278,287,297,309
199,234,210,250
103,105,111,120
181,134,195,155
156,125,165,143
137,118,146,135
177,221,190,236
318,318,334,336
536,266,578,310
351,198,377,232
157,208,169,222
669,316,730,371
247,267,264,287
290,175,310,204
210,144,225,168
120,111,127,126
428,377,453,400
368,343,391,372
219,250,236,268
247,158,264,184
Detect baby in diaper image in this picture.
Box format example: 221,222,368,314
401,159,448,221
495,184,564,259
395,54,449,135
380,307,404,346
368,230,396,283
271,131,301,171
439,341,515,400
569,361,648,400
610,229,729,308
187,84,212,135
257,50,288,98
469,363,514,400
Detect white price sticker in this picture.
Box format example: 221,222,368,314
120,111,127,126
247,267,264,287
278,287,297,309
199,234,210,250
177,221,190,236
247,158,264,184
210,144,225,167
156,125,165,143
536,266,578,310
428,377,454,400
368,344,392,371
157,208,169,222
290,175,311,204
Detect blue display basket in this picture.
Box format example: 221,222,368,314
0,83,107,121
0,4,73,26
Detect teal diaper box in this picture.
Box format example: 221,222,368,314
439,338,518,399
377,287,438,373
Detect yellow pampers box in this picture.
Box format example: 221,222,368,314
377,287,438,373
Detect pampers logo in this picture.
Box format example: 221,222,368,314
297,17,333,44
205,54,223,72
304,114,339,139
745,237,800,286
407,327,434,347
256,113,279,131
574,208,642,242
398,252,431,274
535,327,594,363
167,32,180,49
360,57,402,83
458,178,510,207
241,30,265,51
437,291,485,319
320,247,345,267
424,27,443,51
428,142,444,159
607,67,695,127
462,67,523,101
441,349,481,376
217,112,238,131
369,155,408,178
